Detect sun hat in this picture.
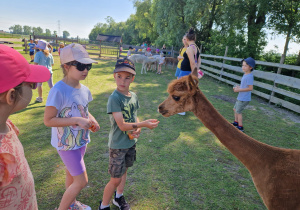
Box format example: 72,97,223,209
242,57,255,69
60,43,98,64
35,39,49,50
147,47,151,52
0,45,51,94
113,58,136,75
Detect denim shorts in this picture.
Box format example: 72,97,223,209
234,100,249,114
178,70,191,78
108,144,136,178
175,67,181,77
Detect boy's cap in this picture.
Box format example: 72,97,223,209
242,57,255,68
114,58,136,75
60,43,98,64
36,39,49,50
0,45,51,94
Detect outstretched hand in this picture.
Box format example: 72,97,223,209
144,119,160,129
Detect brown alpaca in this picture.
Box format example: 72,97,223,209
158,75,300,210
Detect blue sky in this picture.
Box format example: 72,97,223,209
0,0,298,54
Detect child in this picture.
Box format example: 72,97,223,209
0,45,51,210
98,58,159,210
127,46,133,58
232,57,255,132
145,47,152,57
28,39,36,62
58,42,65,55
34,39,54,103
44,43,100,210
157,53,165,74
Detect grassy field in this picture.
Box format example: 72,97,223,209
10,51,300,209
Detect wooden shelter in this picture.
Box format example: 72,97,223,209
96,34,122,58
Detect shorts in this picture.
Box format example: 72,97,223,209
37,74,53,88
234,100,249,114
178,70,191,78
175,67,181,77
58,145,86,176
29,51,34,56
108,144,136,178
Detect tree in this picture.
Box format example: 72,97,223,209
63,31,70,38
53,31,57,36
23,25,31,35
9,24,22,34
32,27,43,35
45,29,51,36
268,0,300,62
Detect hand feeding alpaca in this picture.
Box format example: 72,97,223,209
158,75,300,210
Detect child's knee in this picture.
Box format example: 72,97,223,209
109,177,122,187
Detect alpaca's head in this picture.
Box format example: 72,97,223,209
158,75,199,117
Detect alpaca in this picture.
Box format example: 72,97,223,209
164,57,178,70
158,74,300,210
129,54,158,74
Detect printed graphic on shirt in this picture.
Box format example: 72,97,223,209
122,103,136,135
57,102,89,151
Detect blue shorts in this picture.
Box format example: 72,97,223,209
58,145,87,176
178,70,191,78
175,67,181,77
29,51,34,56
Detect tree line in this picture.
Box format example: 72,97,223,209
9,25,71,39
89,0,299,64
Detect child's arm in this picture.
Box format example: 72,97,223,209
88,112,100,132
44,106,92,130
234,85,253,92
112,112,159,131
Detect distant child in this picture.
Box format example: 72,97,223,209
44,43,100,210
232,57,255,132
34,39,54,103
0,45,50,210
28,39,36,62
127,46,133,58
157,53,165,74
98,58,159,210
145,47,152,57
58,42,65,55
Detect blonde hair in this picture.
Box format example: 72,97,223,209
42,49,50,57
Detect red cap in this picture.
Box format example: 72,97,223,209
0,45,51,94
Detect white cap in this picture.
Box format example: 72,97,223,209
36,39,49,50
60,43,98,64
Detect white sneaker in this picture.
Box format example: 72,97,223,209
177,112,186,116
35,97,43,103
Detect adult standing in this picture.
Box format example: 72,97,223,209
178,28,201,115
175,35,188,79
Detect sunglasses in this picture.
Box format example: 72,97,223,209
29,83,37,89
15,82,37,90
71,61,92,71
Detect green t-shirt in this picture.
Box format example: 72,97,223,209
107,89,140,149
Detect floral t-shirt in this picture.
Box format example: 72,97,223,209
0,120,37,210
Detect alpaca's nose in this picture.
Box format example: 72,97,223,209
158,105,164,110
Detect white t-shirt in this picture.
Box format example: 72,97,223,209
46,80,93,151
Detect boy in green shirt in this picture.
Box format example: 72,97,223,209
99,58,159,210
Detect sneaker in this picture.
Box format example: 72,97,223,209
68,201,91,210
113,192,131,210
30,60,34,62
98,201,110,210
35,97,43,103
237,126,244,132
177,112,186,116
231,122,238,127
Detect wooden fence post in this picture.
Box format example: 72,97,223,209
24,39,28,53
99,40,102,57
171,46,174,57
56,35,58,50
269,53,285,104
219,46,228,78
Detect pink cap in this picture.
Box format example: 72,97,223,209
147,47,151,52
0,45,51,94
60,43,98,64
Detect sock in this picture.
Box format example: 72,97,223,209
116,192,123,198
101,203,110,209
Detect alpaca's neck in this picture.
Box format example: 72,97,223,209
191,90,275,171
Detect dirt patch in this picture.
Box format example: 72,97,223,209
212,95,236,104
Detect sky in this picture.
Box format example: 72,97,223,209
0,0,299,54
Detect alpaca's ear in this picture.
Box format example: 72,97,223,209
187,74,198,92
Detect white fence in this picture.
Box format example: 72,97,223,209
200,54,300,114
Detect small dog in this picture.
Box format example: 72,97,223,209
164,57,178,70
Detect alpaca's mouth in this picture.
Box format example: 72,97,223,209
159,109,169,116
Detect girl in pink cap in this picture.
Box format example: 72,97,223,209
0,45,51,210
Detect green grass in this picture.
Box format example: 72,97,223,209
10,52,300,209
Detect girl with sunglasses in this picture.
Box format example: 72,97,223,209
34,39,55,103
44,43,100,210
0,45,51,210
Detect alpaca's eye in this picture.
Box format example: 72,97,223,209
172,95,180,101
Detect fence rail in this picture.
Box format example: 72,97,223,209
200,54,300,114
